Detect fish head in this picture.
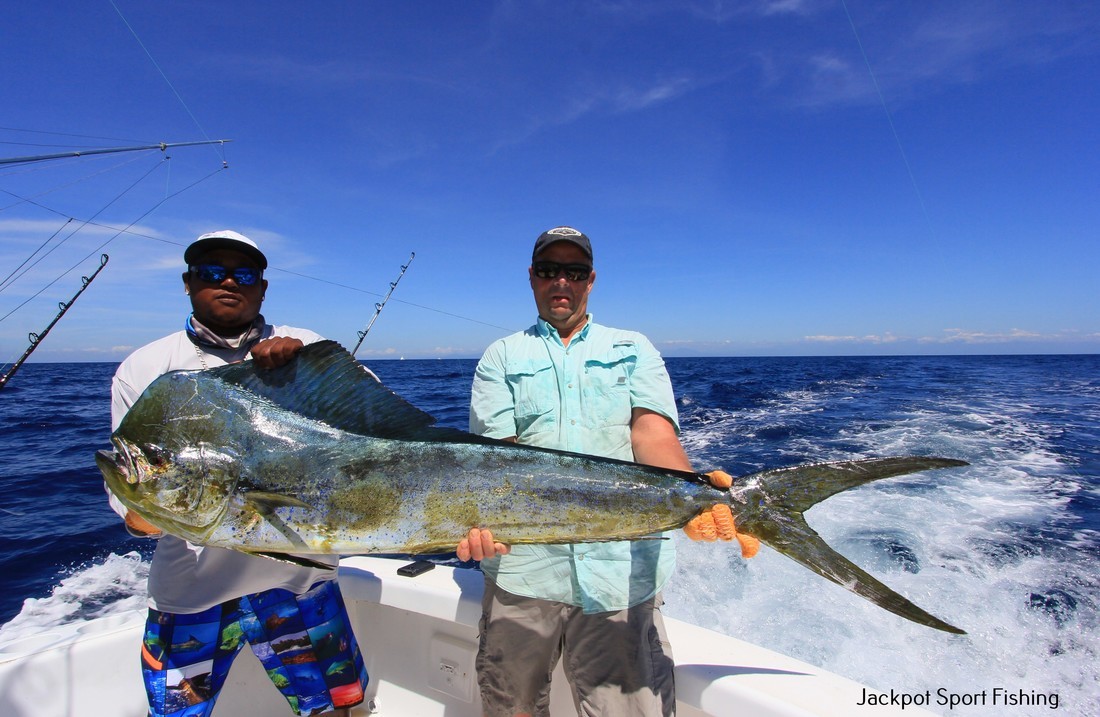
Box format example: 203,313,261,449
96,435,239,540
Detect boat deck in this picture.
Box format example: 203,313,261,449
0,556,935,716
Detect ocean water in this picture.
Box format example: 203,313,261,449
1,355,1097,715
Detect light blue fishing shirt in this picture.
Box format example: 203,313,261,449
470,316,680,613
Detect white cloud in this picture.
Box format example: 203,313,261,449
757,0,818,18
612,76,698,112
780,2,1100,109
490,75,701,153
805,328,1098,346
804,332,902,344
356,346,401,357
924,328,1043,344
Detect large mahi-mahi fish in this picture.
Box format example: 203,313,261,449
97,340,968,633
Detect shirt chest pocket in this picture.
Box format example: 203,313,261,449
506,357,557,437
582,344,637,428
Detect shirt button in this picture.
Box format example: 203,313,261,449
577,554,585,560
571,420,576,425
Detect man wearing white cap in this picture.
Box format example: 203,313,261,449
106,230,369,717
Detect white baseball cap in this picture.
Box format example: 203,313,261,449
184,230,268,269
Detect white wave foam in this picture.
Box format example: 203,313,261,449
0,552,149,643
668,388,1099,717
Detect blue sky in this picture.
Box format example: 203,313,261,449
2,1,1097,363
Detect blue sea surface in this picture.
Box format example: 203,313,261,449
1,354,1097,716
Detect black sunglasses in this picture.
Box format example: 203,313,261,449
189,264,262,286
532,261,592,282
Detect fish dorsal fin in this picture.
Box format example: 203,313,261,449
205,340,440,439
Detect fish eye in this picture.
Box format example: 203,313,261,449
140,443,172,467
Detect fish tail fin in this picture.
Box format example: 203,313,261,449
734,457,968,634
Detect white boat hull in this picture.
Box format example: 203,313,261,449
0,556,934,716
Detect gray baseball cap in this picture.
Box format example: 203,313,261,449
532,226,592,262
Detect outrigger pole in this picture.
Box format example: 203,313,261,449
350,252,415,357
0,139,232,167
0,254,109,390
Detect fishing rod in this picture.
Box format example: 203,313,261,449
0,139,231,167
350,252,415,357
0,254,109,390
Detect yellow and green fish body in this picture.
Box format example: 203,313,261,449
97,341,967,633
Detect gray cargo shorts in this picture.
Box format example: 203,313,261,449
476,576,676,717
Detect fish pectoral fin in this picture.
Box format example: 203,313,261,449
242,491,315,512
241,491,315,550
246,551,335,570
744,515,966,635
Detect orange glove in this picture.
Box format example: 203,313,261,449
683,470,760,558
705,469,733,489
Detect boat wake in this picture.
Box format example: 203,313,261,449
666,377,1099,717
0,552,147,643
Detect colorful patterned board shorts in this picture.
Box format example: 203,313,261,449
141,580,368,717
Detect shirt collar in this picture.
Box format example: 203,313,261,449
536,314,593,345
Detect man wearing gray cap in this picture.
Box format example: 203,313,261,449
459,226,749,717
106,230,369,717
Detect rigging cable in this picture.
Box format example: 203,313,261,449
1,151,154,209
0,157,169,299
0,1,232,364
839,0,933,232
1,150,508,336
0,219,72,293
271,264,514,333
0,163,227,324
0,125,148,144
109,0,226,166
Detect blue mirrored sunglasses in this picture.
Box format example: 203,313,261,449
189,264,262,286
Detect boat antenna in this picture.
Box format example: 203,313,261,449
0,254,109,390
350,252,415,357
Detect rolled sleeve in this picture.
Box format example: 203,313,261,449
627,335,680,433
